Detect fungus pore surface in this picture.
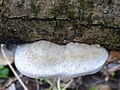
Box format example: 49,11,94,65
15,41,108,79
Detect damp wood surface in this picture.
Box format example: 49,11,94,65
0,0,120,50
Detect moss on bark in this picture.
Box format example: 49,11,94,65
0,0,120,50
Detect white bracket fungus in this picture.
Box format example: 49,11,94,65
15,41,108,79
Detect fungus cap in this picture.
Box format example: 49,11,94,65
15,41,108,79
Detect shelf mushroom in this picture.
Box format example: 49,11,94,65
15,41,108,79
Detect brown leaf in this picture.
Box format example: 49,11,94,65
106,51,120,64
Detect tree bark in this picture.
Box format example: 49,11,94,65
0,0,120,50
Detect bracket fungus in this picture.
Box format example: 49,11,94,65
14,41,108,79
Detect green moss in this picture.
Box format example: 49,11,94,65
50,0,93,25
51,0,76,19
84,0,89,8
77,0,89,8
0,0,3,6
16,0,25,8
30,0,40,14
77,0,92,24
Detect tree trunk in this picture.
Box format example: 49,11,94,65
0,0,120,50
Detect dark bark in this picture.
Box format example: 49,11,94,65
0,0,120,50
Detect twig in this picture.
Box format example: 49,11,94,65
57,78,61,90
62,79,73,90
1,44,28,90
107,64,120,73
36,79,40,90
2,74,22,89
104,65,109,81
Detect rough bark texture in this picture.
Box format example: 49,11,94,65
0,0,120,50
